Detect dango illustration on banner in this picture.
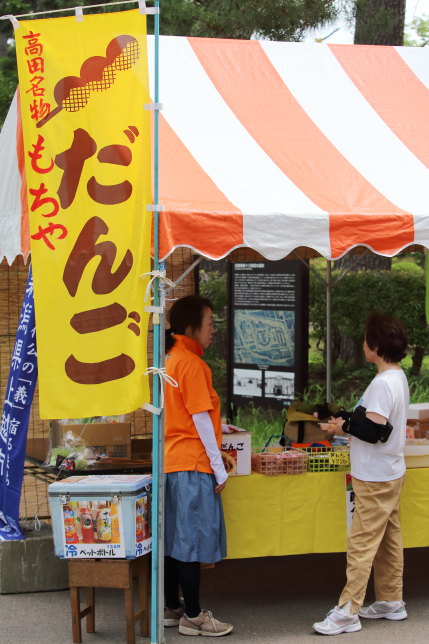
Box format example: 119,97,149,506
61,498,125,558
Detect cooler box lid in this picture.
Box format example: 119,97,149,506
48,473,151,496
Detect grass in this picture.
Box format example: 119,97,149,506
232,405,285,451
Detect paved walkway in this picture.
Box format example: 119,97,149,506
0,549,428,643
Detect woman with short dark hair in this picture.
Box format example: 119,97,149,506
314,312,409,636
163,295,233,637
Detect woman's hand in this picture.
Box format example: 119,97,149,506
215,480,227,494
319,416,347,437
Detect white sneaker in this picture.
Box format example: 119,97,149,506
313,606,362,635
359,600,407,621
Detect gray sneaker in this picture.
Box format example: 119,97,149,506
359,600,407,621
179,609,234,636
313,606,362,635
164,605,185,626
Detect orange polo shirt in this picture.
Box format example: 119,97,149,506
164,334,222,474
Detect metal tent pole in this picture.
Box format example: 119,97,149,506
326,259,332,402
150,2,165,642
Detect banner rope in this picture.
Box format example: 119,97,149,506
142,366,178,415
140,269,176,302
0,0,156,21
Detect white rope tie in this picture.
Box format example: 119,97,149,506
32,514,42,532
143,366,178,415
140,269,176,302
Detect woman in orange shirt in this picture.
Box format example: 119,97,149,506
163,295,233,637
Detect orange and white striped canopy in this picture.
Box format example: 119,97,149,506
1,36,429,264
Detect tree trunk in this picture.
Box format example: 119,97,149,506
336,252,391,272
0,35,7,58
354,0,405,46
411,346,425,376
337,0,406,274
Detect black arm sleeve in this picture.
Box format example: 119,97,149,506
343,405,393,444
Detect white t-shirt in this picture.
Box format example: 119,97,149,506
350,369,409,482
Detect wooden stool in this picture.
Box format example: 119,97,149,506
68,557,149,644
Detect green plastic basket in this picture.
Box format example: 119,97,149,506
307,451,349,472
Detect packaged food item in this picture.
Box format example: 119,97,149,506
135,499,144,543
110,502,120,542
63,504,79,544
96,504,112,543
80,505,95,543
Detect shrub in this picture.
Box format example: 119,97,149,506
310,268,429,373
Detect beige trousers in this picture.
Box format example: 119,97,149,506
338,474,405,614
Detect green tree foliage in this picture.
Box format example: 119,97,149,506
199,264,228,403
310,268,429,375
404,14,429,47
0,2,28,126
186,0,339,41
0,48,18,118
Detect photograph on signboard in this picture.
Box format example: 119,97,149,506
234,309,295,366
264,370,295,400
233,368,262,397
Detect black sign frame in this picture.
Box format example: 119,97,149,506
227,259,309,415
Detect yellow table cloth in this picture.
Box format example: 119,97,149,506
222,470,429,559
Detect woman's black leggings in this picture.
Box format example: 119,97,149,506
164,555,201,618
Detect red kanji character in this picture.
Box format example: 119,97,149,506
29,183,59,218
28,134,54,174
29,99,51,122
31,222,67,250
26,75,45,97
27,57,45,74
23,31,43,56
55,129,97,209
63,216,133,296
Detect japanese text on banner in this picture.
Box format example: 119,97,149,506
0,267,38,541
15,9,152,419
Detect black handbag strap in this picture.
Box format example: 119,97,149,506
297,420,306,443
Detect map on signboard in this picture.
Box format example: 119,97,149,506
234,310,294,365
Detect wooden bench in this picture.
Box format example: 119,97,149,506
68,557,149,644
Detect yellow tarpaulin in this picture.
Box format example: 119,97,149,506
222,470,429,559
15,9,152,419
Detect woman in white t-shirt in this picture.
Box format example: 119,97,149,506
313,312,409,637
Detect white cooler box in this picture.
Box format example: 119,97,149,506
49,474,152,559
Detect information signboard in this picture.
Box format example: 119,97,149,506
227,260,308,411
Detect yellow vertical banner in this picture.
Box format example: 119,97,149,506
15,9,152,419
